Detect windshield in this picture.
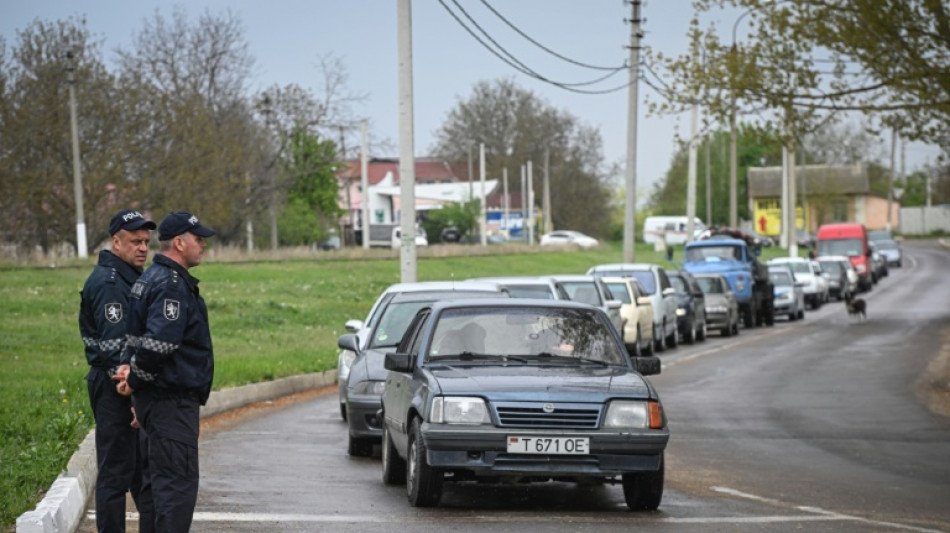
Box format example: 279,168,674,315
559,281,602,306
604,282,631,304
769,271,793,286
817,238,862,257
696,276,724,294
505,285,555,299
427,306,627,366
685,245,742,262
669,276,688,293
818,261,842,274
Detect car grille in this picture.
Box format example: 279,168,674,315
492,402,602,429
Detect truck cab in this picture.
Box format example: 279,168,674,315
683,238,774,328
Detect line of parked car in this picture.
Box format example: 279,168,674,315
333,230,902,511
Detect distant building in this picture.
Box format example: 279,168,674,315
747,162,900,235
336,157,499,237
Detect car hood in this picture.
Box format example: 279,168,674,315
427,365,653,401
704,294,730,307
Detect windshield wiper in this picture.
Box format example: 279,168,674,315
534,353,611,366
431,352,528,364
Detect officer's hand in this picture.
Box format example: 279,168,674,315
130,407,140,429
116,379,134,397
113,364,130,381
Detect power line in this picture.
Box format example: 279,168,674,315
437,0,631,95
478,0,625,72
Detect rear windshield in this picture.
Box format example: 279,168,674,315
505,285,555,299
769,271,793,286
604,282,631,304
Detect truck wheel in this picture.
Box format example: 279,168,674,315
764,306,775,326
743,306,755,328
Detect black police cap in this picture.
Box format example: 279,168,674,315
109,210,157,236
158,211,216,241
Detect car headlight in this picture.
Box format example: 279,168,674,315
349,380,386,395
675,308,686,317
603,400,663,429
430,396,490,424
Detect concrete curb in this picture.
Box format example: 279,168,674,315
16,370,338,533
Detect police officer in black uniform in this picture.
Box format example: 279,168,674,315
116,211,215,533
79,209,156,533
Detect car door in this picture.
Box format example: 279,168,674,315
656,268,677,331
382,309,430,454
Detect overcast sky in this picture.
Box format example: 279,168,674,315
2,1,942,198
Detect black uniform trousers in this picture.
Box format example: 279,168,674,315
134,387,201,533
86,367,153,533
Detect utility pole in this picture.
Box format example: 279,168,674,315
360,119,370,249
543,148,553,234
66,50,87,258
622,0,642,262
686,100,699,244
503,167,509,238
527,160,535,245
705,132,712,227
479,142,487,246
467,142,474,200
397,0,417,282
520,165,526,242
887,128,897,232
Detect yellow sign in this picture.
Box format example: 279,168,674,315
753,198,805,236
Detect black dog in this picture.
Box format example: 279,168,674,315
844,294,867,320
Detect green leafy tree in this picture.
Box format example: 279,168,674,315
432,79,612,237
421,200,480,243
277,126,343,246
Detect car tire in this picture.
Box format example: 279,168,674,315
348,434,374,457
684,320,695,344
743,306,755,328
407,418,443,507
797,308,805,320
340,402,347,421
382,424,406,485
666,320,678,349
696,320,707,342
622,453,665,511
654,324,666,353
641,326,655,357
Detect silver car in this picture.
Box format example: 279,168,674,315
587,263,679,352
336,281,507,456
768,266,805,321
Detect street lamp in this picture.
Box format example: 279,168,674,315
66,50,88,258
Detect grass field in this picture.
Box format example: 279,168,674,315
0,241,793,527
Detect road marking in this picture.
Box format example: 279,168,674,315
711,486,946,533
662,327,788,369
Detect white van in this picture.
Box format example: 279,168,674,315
642,216,707,245
391,226,429,248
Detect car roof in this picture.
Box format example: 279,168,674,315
428,297,603,314
816,255,851,262
768,257,808,263
467,276,556,286
587,263,658,273
545,274,600,282
390,290,508,303
382,281,506,294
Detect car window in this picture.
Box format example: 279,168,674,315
426,306,627,365
604,282,632,304
658,269,671,291
370,291,499,349
685,245,741,262
819,261,841,274
696,276,724,293
816,238,863,257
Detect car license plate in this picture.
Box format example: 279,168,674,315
506,436,589,455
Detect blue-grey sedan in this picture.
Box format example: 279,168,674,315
379,298,668,510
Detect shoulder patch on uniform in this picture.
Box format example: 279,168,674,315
104,302,123,323
105,268,118,284
163,299,181,321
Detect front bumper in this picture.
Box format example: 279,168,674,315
420,423,668,477
346,393,383,439
705,311,730,329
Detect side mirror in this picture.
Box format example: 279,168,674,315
662,287,677,297
338,333,360,353
633,356,661,376
794,281,807,288
636,296,653,307
606,299,622,311
344,319,364,333
384,352,414,372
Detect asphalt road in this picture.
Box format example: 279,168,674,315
81,241,950,532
